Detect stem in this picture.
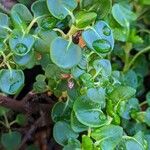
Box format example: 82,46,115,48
140,101,147,107
67,25,79,38
53,28,67,38
123,43,132,72
88,127,91,137
26,16,46,34
0,120,7,128
3,113,11,132
126,45,150,71
9,120,17,126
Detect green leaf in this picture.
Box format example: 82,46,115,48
118,98,140,120
140,0,150,5
0,106,10,116
9,31,35,56
71,66,85,79
16,113,27,126
1,131,22,150
51,101,71,122
124,132,147,150
93,59,112,78
80,0,112,19
146,92,150,106
82,135,93,150
32,0,58,28
145,108,150,126
45,64,61,79
87,87,106,108
53,121,79,146
0,69,24,95
82,21,114,53
34,29,58,53
33,74,47,93
91,125,123,150
71,111,88,133
13,50,35,66
109,86,136,104
0,13,9,39
47,0,77,20
63,139,81,150
73,97,108,127
11,4,33,29
123,70,138,89
50,37,82,69
31,0,49,18
112,3,137,27
75,11,97,28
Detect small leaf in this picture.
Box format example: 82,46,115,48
51,101,71,122
1,131,22,150
75,11,97,28
145,108,150,126
53,121,79,146
80,0,112,19
0,106,10,116
0,13,9,39
112,3,137,27
73,97,108,127
16,114,27,126
82,135,93,150
63,139,81,150
87,87,106,108
11,4,33,29
109,86,136,104
91,125,123,150
9,31,35,56
93,59,112,78
50,37,82,69
71,111,88,133
146,92,150,106
0,69,24,95
82,21,114,53
47,0,77,20
34,29,58,53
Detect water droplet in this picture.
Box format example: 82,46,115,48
41,17,57,30
99,114,106,120
15,43,28,54
103,25,111,36
92,39,111,53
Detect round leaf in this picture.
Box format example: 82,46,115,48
112,3,137,27
53,121,78,146
73,97,108,127
0,69,25,95
9,31,35,56
47,0,77,20
82,21,114,53
50,37,82,69
1,131,22,150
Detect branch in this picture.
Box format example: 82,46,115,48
0,94,53,114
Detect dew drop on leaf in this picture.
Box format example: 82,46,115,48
92,39,111,53
15,43,28,54
102,25,111,36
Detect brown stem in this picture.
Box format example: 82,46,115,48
0,94,53,114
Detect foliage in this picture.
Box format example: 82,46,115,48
0,0,150,149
